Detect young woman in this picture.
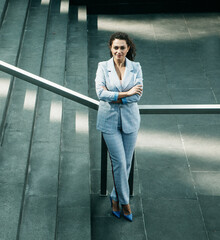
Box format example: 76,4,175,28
95,32,143,222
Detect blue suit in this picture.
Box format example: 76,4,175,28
96,57,143,134
95,57,143,205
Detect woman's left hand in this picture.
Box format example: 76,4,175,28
112,99,122,104
101,86,108,91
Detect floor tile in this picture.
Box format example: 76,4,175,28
185,13,220,34
207,70,220,89
175,114,220,127
57,207,90,240
152,13,188,36
208,231,220,240
180,124,220,171
137,123,183,150
19,196,57,240
190,35,220,60
193,172,220,197
0,183,24,240
213,89,220,104
199,196,220,232
143,198,208,240
137,147,188,171
91,216,146,240
139,167,196,199
170,88,215,104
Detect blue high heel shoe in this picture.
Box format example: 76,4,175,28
122,212,133,222
110,196,121,219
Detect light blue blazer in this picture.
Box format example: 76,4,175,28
95,57,143,134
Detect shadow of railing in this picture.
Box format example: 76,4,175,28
1,60,220,196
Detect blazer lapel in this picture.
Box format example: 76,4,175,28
107,58,122,91
122,58,134,90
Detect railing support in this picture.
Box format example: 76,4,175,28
100,134,108,196
129,151,135,196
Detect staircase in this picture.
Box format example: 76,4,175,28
0,0,90,239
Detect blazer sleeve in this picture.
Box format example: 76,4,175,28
95,63,119,102
121,63,143,104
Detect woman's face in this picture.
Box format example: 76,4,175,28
110,39,130,62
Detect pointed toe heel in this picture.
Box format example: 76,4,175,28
123,213,133,222
112,210,121,218
110,197,121,219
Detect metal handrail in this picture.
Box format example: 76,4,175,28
0,60,99,111
1,59,220,196
139,104,220,114
1,60,220,114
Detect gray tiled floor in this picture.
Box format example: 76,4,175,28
88,12,220,240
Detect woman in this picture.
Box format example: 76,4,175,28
95,32,143,222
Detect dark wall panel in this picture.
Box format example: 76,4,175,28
70,0,220,14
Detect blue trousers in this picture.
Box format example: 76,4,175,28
103,129,138,205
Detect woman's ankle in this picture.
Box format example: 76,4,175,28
122,204,132,215
112,199,120,211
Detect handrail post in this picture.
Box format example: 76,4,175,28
129,151,135,196
100,133,108,196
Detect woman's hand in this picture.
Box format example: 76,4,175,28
101,86,108,91
101,84,143,103
112,99,122,104
127,85,143,96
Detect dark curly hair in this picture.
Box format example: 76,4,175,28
108,32,136,61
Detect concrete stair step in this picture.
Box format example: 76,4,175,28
17,0,69,239
0,0,9,27
0,0,30,142
0,0,50,239
16,2,91,240
0,2,91,240
59,5,91,240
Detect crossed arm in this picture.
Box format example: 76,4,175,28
95,63,143,104
101,85,143,103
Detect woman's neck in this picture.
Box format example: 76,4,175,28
114,58,126,68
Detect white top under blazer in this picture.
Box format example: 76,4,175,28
95,57,143,134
